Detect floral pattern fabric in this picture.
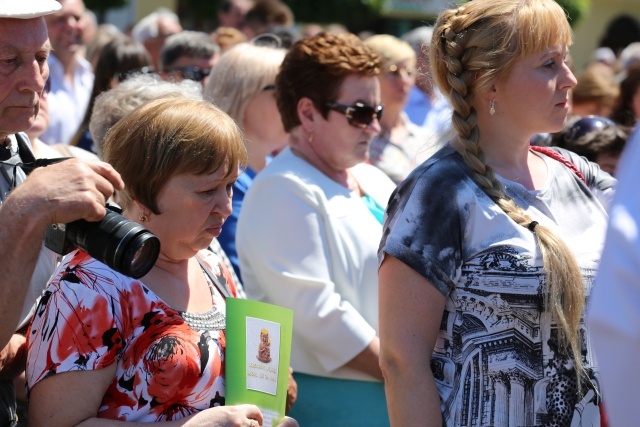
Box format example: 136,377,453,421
26,249,238,422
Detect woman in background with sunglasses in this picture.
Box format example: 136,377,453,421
236,32,395,427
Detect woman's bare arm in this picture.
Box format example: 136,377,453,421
378,255,446,427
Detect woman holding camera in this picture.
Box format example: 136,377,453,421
25,97,297,427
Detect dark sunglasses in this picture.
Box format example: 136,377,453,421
565,116,615,142
325,101,384,129
115,66,156,83
172,66,211,82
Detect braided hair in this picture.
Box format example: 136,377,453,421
430,0,586,386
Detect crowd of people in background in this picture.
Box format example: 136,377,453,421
3,0,640,425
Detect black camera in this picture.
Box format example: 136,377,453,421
44,203,160,279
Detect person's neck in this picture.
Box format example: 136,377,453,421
27,135,44,157
56,51,78,79
289,133,350,188
483,142,530,172
243,136,271,173
147,255,192,284
380,103,403,135
475,114,530,162
475,124,537,186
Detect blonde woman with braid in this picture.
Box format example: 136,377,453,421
378,0,616,426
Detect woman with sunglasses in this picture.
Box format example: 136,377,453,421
379,0,615,425
236,32,396,426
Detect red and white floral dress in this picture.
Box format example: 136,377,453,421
26,249,238,422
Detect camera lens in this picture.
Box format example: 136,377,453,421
123,232,161,278
66,209,160,279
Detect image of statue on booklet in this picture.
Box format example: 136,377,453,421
226,298,293,427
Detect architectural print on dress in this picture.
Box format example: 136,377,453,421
431,246,601,427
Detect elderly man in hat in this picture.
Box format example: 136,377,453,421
0,1,123,423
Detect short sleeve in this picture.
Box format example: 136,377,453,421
26,251,125,392
380,151,468,297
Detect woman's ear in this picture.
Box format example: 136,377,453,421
297,97,318,134
482,84,498,102
132,200,150,218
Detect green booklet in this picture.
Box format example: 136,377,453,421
226,298,293,427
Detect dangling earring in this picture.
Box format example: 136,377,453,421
489,99,496,116
308,132,314,143
139,214,148,223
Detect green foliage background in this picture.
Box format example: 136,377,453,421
92,0,590,32
84,0,128,22
555,0,590,27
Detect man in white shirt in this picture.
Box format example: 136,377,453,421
39,0,93,145
589,128,640,427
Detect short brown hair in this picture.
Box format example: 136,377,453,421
275,31,380,132
102,97,246,214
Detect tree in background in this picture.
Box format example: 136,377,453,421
175,0,591,35
285,0,384,34
85,0,128,23
178,0,383,34
557,0,590,27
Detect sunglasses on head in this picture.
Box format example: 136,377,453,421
173,66,211,82
115,66,156,83
325,101,384,129
565,116,616,142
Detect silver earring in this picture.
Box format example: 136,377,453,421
489,99,496,116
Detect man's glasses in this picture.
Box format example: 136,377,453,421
172,66,211,82
324,101,384,129
115,66,156,83
565,116,615,142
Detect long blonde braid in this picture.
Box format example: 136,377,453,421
431,0,585,386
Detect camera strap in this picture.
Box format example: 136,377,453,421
15,133,35,164
196,255,232,299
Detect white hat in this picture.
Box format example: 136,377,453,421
620,42,640,72
0,0,61,19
